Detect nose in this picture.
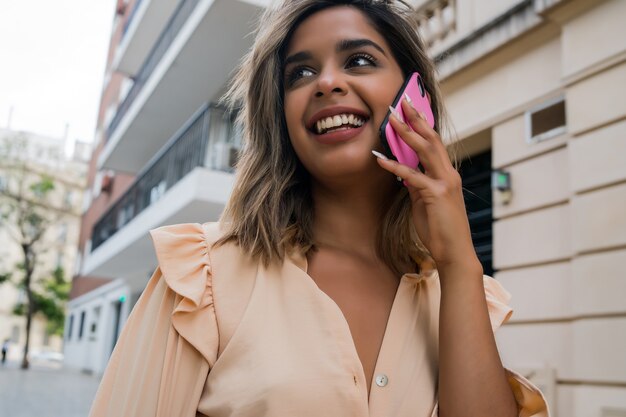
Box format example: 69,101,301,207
314,66,348,98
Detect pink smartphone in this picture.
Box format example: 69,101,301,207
379,72,435,169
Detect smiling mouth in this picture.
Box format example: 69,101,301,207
312,113,368,135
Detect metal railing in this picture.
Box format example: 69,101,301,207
108,0,200,141
92,104,239,251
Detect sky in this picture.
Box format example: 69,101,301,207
0,0,117,152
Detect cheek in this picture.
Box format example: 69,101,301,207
283,91,306,134
363,77,404,127
283,93,310,163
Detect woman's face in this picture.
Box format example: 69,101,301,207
283,6,404,185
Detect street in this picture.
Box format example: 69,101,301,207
0,361,100,417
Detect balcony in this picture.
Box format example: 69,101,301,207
99,0,267,173
114,0,180,75
83,104,238,279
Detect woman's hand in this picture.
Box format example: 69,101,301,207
375,97,481,273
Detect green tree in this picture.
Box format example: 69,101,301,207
0,134,65,369
12,266,70,336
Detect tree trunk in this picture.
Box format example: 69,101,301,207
21,288,33,369
20,245,33,370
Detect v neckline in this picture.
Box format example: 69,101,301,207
287,250,414,402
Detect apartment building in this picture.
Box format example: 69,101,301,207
67,0,626,415
0,128,88,362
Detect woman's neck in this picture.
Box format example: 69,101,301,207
310,175,397,256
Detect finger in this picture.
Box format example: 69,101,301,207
400,98,440,145
388,113,444,177
400,98,453,170
375,155,436,191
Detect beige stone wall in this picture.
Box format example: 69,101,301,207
439,0,626,415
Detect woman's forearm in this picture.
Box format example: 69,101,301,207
437,262,518,417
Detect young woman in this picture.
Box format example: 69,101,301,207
89,1,549,416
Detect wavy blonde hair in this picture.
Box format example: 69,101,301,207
217,0,457,275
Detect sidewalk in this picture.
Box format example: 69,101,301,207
0,360,101,417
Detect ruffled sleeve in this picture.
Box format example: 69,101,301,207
88,223,218,417
484,276,550,417
150,222,219,366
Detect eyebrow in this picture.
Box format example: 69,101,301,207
337,38,386,55
284,38,387,67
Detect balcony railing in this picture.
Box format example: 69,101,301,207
108,0,200,140
92,104,239,251
417,0,456,48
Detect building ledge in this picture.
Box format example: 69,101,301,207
434,0,542,80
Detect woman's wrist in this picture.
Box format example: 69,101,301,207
437,256,484,284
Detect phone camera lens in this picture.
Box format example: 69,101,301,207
417,76,425,97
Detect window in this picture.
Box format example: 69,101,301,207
64,191,73,209
55,251,64,269
525,97,566,143
78,311,86,340
459,150,494,276
93,171,104,197
58,223,68,244
67,314,74,340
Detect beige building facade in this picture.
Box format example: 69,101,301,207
420,0,626,415
0,129,88,362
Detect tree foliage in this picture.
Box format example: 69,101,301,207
12,266,70,336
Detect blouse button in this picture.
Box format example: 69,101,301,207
375,374,389,387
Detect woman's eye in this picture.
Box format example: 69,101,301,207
285,67,315,85
347,53,377,68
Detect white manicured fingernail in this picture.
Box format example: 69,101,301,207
388,106,402,120
418,111,427,121
404,93,413,104
371,150,389,161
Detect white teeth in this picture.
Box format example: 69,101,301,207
314,113,366,134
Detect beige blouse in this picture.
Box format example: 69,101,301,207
89,222,550,417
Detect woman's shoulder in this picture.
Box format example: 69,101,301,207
149,221,257,354
149,221,225,246
148,221,248,284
